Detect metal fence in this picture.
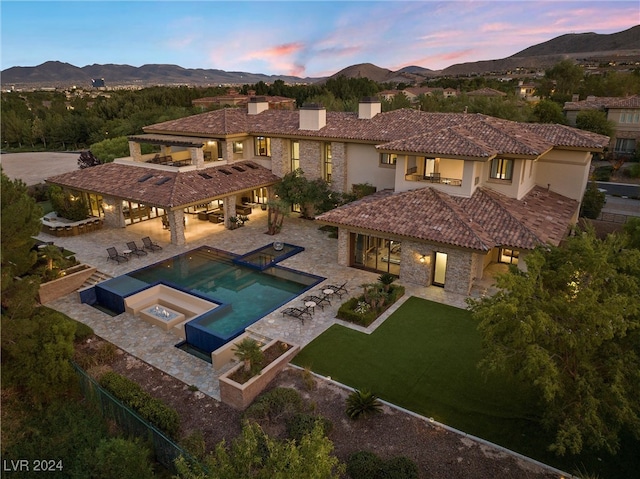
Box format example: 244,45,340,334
72,362,194,473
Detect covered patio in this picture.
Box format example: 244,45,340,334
45,160,281,246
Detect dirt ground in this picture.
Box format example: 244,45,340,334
77,337,558,479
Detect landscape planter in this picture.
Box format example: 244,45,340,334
219,339,300,410
38,264,96,304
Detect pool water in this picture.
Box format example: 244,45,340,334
126,246,322,346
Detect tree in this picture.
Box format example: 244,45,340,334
266,198,290,235
545,60,584,102
174,420,345,479
81,437,155,479
48,184,89,221
1,171,42,317
532,100,566,124
1,307,77,406
233,338,264,375
467,228,640,456
623,217,640,250
580,181,606,219
575,109,615,137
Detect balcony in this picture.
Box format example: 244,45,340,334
405,168,462,186
146,154,192,167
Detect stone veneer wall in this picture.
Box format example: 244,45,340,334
336,229,476,296
299,141,322,179
330,142,347,193
168,209,186,246
102,196,126,228
337,228,350,265
270,138,288,178
400,239,432,286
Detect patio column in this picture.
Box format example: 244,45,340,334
223,140,233,163
128,141,142,162
191,147,204,168
168,209,186,246
222,195,237,229
102,196,126,228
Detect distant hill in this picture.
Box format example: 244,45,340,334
2,26,638,88
440,25,640,76
0,61,321,89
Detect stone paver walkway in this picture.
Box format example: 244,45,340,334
44,211,489,400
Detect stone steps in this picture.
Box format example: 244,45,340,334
79,270,112,289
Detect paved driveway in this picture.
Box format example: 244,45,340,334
0,152,80,186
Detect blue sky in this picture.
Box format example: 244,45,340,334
1,1,637,77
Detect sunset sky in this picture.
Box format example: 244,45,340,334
1,1,637,78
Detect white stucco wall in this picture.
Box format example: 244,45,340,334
346,143,396,191
534,150,592,201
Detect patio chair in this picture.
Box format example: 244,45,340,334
142,236,162,252
323,281,348,298
107,246,128,263
126,241,148,257
303,294,331,310
282,306,312,324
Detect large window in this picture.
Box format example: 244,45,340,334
351,233,400,275
291,140,300,171
254,136,271,157
490,158,513,180
380,153,397,166
323,143,332,182
614,138,636,154
233,141,244,154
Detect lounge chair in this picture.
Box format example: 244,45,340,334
107,246,128,263
323,281,348,298
126,241,148,257
282,306,312,323
142,236,162,252
303,294,331,310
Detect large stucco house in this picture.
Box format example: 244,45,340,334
563,94,640,157
46,97,608,295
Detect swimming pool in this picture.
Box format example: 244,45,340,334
84,245,323,354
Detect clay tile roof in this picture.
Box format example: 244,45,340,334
606,95,640,108
316,185,578,251
45,160,280,208
466,87,507,97
142,108,609,154
145,108,249,136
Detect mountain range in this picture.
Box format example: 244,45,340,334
2,25,639,88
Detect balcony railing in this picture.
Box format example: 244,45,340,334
405,171,462,186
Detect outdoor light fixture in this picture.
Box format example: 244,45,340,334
419,255,426,263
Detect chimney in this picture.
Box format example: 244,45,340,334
248,96,269,115
571,94,579,102
358,97,381,119
299,103,326,130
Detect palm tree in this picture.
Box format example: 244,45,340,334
345,389,382,420
378,272,396,292
233,338,264,375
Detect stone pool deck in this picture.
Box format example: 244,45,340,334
43,210,489,399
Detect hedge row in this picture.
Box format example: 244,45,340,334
99,371,180,438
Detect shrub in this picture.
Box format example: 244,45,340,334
346,451,419,479
592,165,613,181
580,181,606,219
380,456,419,479
66,317,94,342
300,366,317,390
345,389,383,420
244,387,305,422
346,450,384,478
99,371,180,438
95,342,117,364
337,284,405,327
84,437,154,479
286,413,334,442
180,429,206,460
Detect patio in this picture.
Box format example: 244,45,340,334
42,210,485,400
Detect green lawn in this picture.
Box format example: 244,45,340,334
293,296,638,478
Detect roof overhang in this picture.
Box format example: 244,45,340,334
127,134,214,147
